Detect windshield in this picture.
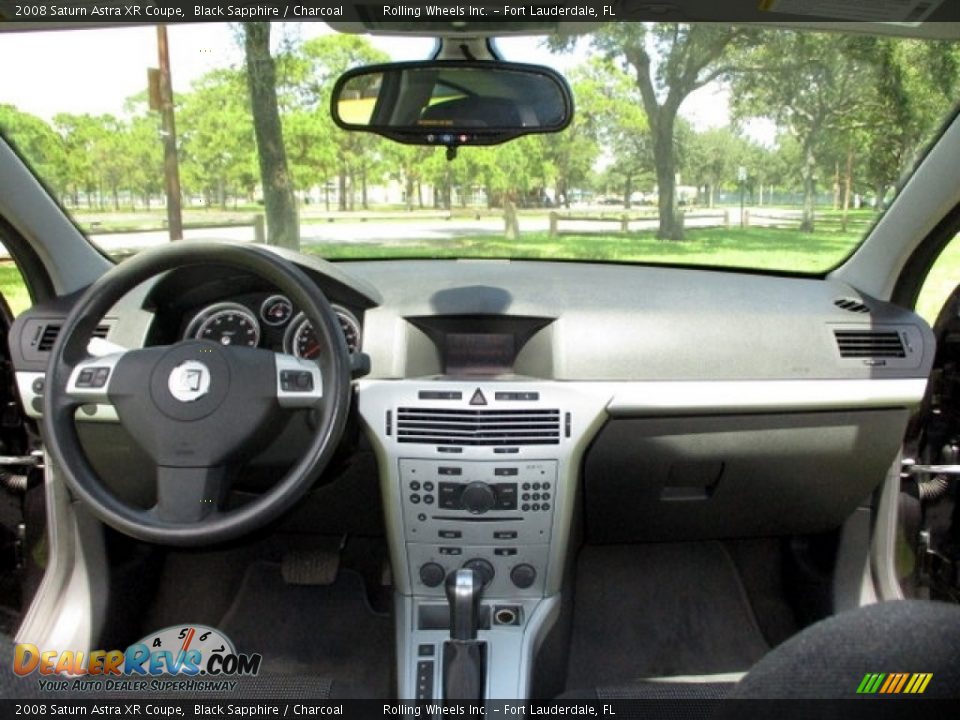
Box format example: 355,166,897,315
1,22,958,276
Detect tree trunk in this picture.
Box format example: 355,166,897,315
623,174,633,210
338,166,347,211
842,146,853,232
800,138,817,233
361,167,368,210
653,117,682,240
833,161,840,211
708,183,715,209
504,198,520,240
405,175,415,212
243,22,299,250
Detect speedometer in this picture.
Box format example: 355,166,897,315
283,306,361,360
185,302,260,348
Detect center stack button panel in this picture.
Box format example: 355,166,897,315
400,458,557,597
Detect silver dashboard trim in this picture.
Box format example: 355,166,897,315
604,378,928,414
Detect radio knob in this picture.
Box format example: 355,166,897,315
419,562,446,588
461,482,496,514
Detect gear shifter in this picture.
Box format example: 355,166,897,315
446,567,483,640
443,568,486,700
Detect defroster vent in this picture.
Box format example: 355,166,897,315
396,407,561,446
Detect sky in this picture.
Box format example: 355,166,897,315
0,22,743,136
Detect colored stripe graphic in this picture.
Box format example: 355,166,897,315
892,674,909,693
857,672,932,694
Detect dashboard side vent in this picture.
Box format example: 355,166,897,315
834,329,905,358
396,407,561,446
36,323,110,352
834,297,870,314
36,324,61,352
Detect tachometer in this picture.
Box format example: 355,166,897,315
284,306,361,360
185,302,260,348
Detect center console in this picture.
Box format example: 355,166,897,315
357,378,609,700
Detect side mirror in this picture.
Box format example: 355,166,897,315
330,60,573,152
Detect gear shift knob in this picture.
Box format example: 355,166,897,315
445,568,482,641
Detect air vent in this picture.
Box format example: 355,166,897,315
396,407,561,446
834,329,905,358
36,323,110,352
834,297,870,314
36,324,61,352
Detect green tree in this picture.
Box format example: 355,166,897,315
285,34,389,212
178,69,257,208
554,24,758,239
0,105,67,197
732,31,877,232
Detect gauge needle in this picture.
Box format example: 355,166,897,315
181,627,196,653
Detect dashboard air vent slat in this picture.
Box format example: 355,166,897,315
834,330,905,358
36,323,110,352
834,297,870,314
396,407,561,446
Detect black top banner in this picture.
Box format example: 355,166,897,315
0,0,958,24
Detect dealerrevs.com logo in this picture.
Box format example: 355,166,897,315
13,625,262,693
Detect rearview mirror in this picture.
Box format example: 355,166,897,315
331,61,573,152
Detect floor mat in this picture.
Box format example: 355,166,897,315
218,561,394,699
565,542,770,690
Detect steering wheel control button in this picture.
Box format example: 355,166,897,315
511,564,537,589
167,360,211,403
280,370,313,392
419,563,446,588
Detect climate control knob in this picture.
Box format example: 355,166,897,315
461,482,496,514
419,562,446,588
463,558,495,587
510,564,537,589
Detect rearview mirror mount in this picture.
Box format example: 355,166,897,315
330,60,574,159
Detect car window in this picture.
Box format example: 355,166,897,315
0,241,31,318
916,232,960,326
0,23,958,276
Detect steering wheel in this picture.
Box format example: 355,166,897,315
42,242,352,546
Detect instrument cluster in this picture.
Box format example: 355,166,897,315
182,293,361,359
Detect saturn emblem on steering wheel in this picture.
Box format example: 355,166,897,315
168,360,211,403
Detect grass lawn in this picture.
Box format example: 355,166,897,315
0,226,956,325
301,227,863,274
